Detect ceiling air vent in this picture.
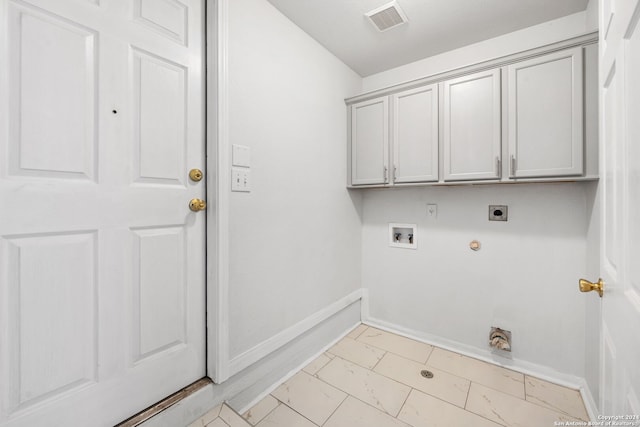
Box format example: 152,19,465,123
365,1,408,32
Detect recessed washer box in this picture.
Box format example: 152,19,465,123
389,223,417,249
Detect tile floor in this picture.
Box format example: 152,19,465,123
190,324,589,427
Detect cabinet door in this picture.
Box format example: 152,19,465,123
507,47,583,178
351,97,389,185
443,69,502,181
392,84,439,183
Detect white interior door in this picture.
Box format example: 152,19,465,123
599,0,640,416
0,1,206,426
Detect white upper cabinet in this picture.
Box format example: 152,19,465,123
507,47,584,178
443,69,502,181
391,84,439,183
346,36,597,188
351,97,389,185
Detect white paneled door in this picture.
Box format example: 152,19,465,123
0,0,206,426
599,0,640,417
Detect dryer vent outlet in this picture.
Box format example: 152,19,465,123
489,327,512,352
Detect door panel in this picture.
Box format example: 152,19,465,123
134,0,188,44
132,226,187,362
132,47,187,185
6,232,97,411
599,0,640,417
8,3,97,180
0,1,205,425
626,4,640,300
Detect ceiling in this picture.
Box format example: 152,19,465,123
265,0,590,76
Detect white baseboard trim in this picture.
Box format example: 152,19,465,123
228,289,363,377
579,377,600,422
360,288,370,322
364,317,587,392
235,320,362,415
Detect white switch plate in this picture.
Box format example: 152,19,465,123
232,144,251,167
231,167,251,192
427,203,437,218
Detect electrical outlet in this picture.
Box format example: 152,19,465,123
489,205,508,221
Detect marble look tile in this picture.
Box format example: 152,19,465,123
220,404,252,427
303,354,332,376
206,419,230,427
357,327,433,363
466,383,582,427
201,405,223,424
347,324,369,339
271,371,346,425
190,405,223,427
324,396,411,427
398,389,501,427
242,395,279,425
327,337,386,369
316,356,411,417
255,404,317,427
525,376,589,421
374,352,470,408
428,348,525,398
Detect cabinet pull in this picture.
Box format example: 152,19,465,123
393,165,397,182
496,157,501,177
383,166,388,183
510,155,516,176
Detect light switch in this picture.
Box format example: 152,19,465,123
231,167,251,192
232,144,251,167
427,204,437,218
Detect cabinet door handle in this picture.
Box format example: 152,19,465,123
383,166,388,183
496,157,501,177
393,165,397,182
510,155,516,176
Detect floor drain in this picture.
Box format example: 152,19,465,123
420,370,434,379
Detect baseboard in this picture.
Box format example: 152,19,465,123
233,320,361,415
579,377,600,422
228,289,363,376
364,317,586,391
140,296,362,426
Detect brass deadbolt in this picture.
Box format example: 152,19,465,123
189,198,207,212
189,168,204,182
579,278,604,298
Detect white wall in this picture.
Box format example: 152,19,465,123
586,0,599,31
362,11,593,93
362,184,589,378
356,16,600,381
227,0,363,359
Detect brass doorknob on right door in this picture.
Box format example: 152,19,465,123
189,198,207,212
579,278,604,297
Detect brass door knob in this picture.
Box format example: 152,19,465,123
189,198,207,212
579,278,604,297
189,169,203,182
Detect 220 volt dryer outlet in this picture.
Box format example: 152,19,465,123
489,205,508,221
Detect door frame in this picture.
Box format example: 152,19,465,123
206,0,231,383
